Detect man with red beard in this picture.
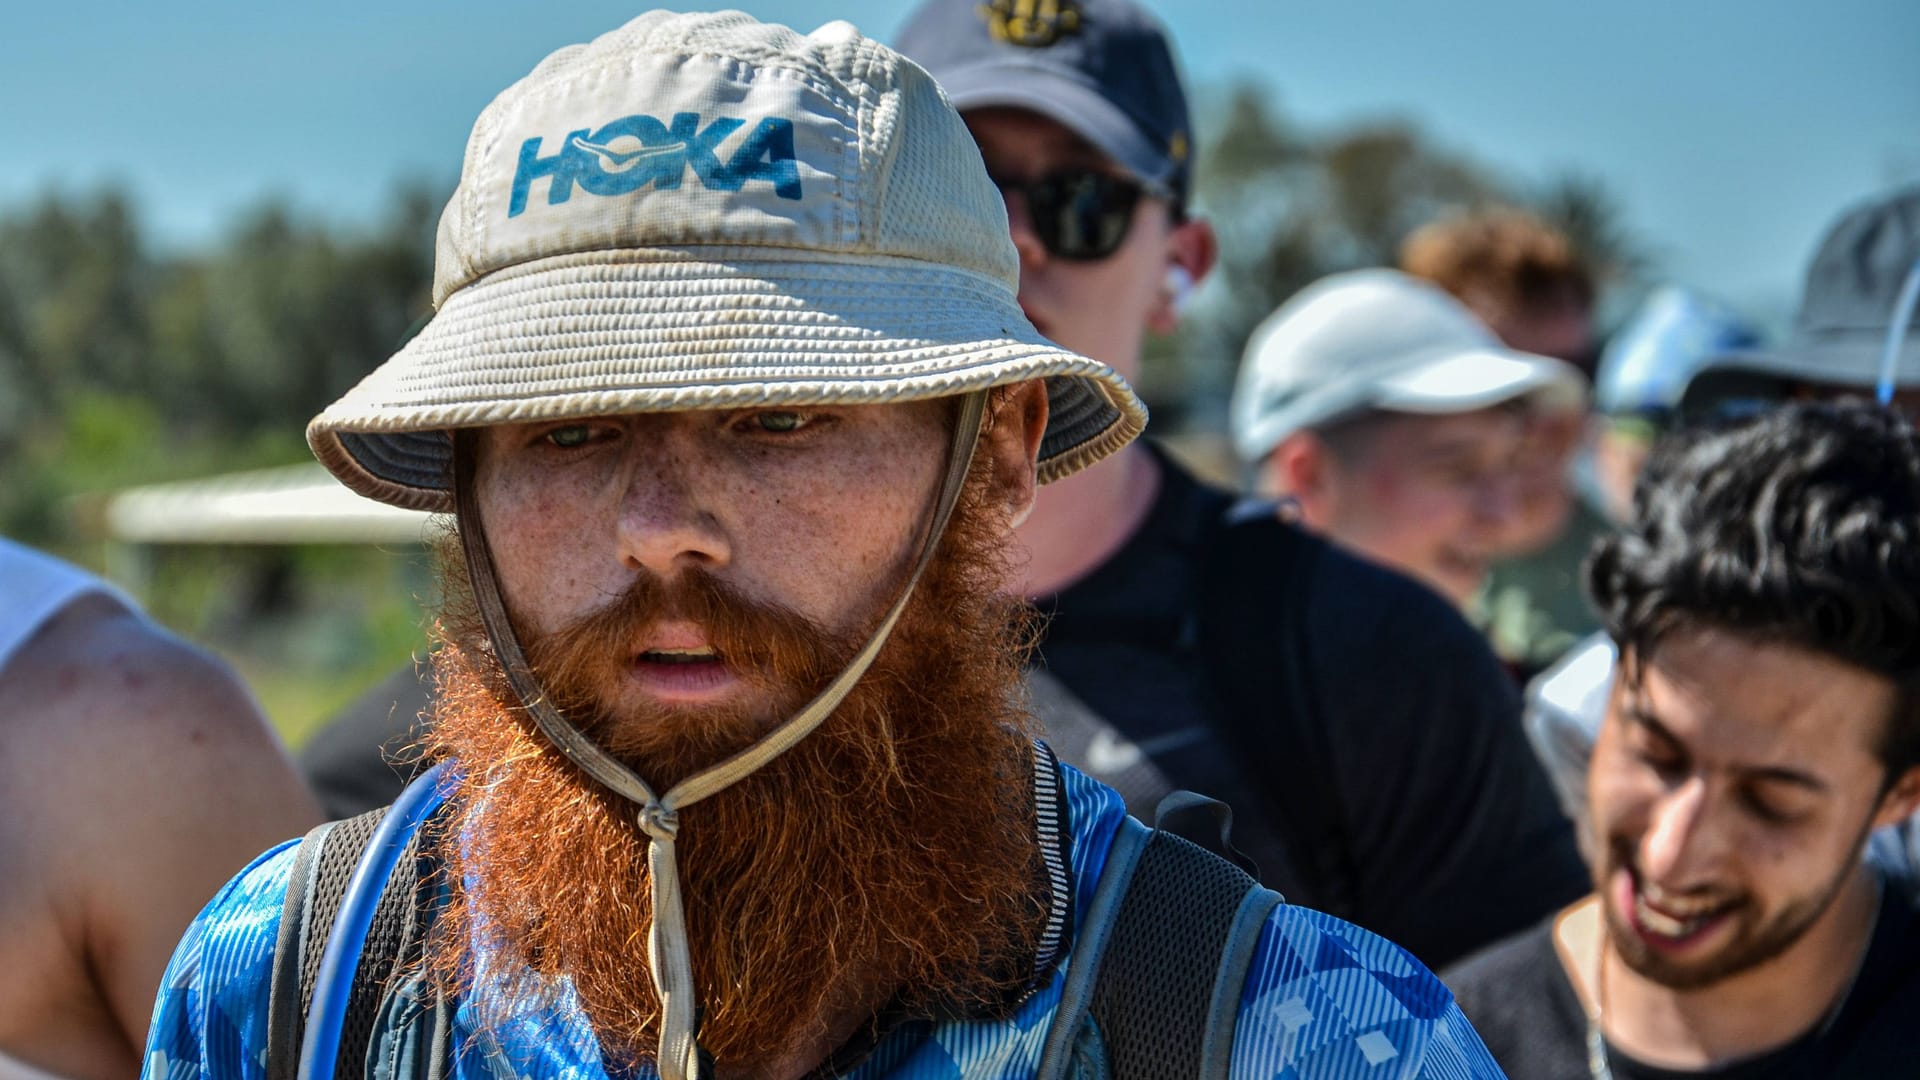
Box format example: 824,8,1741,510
140,11,1500,1079
1446,401,1920,1076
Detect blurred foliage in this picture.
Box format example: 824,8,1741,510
1140,81,1651,430
0,79,1652,742
120,542,439,746
0,182,442,742
0,184,439,541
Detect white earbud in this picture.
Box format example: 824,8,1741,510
1165,265,1195,316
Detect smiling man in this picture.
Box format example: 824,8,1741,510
140,12,1499,1078
1232,269,1587,608
1446,401,1920,1077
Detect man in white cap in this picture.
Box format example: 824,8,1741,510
1231,268,1588,609
140,12,1499,1078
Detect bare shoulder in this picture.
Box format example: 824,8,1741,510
0,593,321,1068
3,590,320,869
5,595,295,786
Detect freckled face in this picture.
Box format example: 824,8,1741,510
471,401,951,715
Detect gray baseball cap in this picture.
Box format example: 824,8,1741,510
1681,183,1920,414
1231,269,1588,463
895,0,1192,206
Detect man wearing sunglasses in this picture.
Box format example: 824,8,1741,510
897,0,1587,970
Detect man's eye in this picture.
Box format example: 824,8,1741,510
1627,732,1686,776
1743,791,1796,825
1639,749,1685,777
1742,785,1814,826
545,425,595,449
751,411,809,434
1429,459,1481,485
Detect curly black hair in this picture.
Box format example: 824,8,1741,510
1587,400,1920,778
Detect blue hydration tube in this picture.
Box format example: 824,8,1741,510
1876,257,1920,405
297,760,455,1080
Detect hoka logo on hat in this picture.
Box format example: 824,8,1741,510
978,0,1083,47
509,112,802,218
313,8,1145,528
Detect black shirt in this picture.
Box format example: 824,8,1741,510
1033,448,1586,968
1445,879,1920,1078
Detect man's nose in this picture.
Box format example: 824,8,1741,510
615,448,731,577
1638,776,1723,884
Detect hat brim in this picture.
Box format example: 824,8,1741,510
1689,337,1920,395
1373,348,1589,416
1230,347,1587,462
308,246,1145,511
933,62,1178,195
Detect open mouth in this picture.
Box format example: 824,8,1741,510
627,642,739,703
1623,874,1740,949
638,646,722,666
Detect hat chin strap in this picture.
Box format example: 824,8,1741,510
454,391,989,1080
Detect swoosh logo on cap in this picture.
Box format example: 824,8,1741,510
570,135,685,174
1085,730,1144,775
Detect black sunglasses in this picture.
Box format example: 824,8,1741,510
988,168,1172,262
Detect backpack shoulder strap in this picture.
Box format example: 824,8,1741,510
269,810,384,1079
265,799,444,1080
1093,820,1283,1079
1037,812,1282,1080
268,819,335,1080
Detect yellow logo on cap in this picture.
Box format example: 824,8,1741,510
978,0,1084,48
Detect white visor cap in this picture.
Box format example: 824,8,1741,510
1231,268,1587,463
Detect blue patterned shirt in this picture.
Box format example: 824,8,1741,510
143,758,1502,1078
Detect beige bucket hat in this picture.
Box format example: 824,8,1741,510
307,10,1146,512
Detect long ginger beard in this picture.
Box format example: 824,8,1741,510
420,460,1048,1074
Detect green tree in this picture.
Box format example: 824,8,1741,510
1143,79,1649,432
1528,170,1652,287
0,190,155,416
0,182,443,543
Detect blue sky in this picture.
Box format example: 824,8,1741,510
3,0,1915,321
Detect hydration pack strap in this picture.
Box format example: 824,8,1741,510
1036,813,1282,1079
266,768,452,1080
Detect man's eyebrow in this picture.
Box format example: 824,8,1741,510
1744,765,1829,794
1417,431,1507,460
1026,147,1110,173
1623,705,1678,743
1627,705,1830,793
1420,438,1486,460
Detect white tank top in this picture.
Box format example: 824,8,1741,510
0,538,139,674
